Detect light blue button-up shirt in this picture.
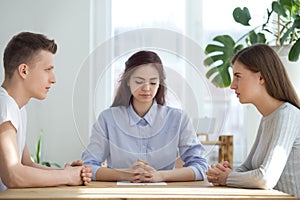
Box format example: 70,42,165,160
82,101,209,180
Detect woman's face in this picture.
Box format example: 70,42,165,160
128,64,160,105
230,61,264,104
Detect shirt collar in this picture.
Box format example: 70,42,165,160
128,100,158,127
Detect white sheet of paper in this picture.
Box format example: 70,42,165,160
117,181,167,185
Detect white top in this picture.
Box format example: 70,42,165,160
0,87,27,192
227,102,300,197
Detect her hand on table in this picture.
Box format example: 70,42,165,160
125,159,154,174
68,160,84,167
121,159,160,183
206,162,232,186
131,160,162,183
65,160,93,185
220,161,232,169
138,167,163,183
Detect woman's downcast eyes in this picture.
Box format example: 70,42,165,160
135,81,158,85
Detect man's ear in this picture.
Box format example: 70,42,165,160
18,64,28,78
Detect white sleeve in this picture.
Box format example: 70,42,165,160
0,96,20,131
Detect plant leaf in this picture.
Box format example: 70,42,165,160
291,16,300,29
41,161,61,168
203,35,243,88
248,31,267,44
280,17,300,45
41,161,51,167
50,163,62,168
289,39,300,61
36,130,43,164
211,67,232,88
272,1,288,17
203,53,225,66
233,7,251,26
30,154,37,163
205,67,219,79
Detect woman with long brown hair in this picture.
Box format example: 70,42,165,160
82,50,209,182
207,44,300,197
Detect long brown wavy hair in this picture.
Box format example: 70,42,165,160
232,44,300,109
111,50,166,107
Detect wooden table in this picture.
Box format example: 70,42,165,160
0,181,297,200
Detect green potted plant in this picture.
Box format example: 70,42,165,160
204,0,300,88
31,130,61,168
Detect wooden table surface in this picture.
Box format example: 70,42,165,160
0,181,298,200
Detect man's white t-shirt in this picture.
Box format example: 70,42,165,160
0,87,27,192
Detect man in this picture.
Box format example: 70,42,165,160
0,32,91,192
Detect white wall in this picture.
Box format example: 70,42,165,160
0,0,110,165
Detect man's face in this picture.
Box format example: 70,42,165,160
24,50,56,100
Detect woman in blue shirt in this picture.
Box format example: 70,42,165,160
82,50,209,182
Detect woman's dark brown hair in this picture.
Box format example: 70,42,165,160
232,44,300,109
111,50,166,107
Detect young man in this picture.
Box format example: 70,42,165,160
0,32,92,192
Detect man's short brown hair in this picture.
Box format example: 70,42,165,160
3,32,57,78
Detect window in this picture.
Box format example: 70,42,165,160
91,0,273,166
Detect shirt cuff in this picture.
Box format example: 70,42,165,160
188,165,202,180
90,165,101,180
